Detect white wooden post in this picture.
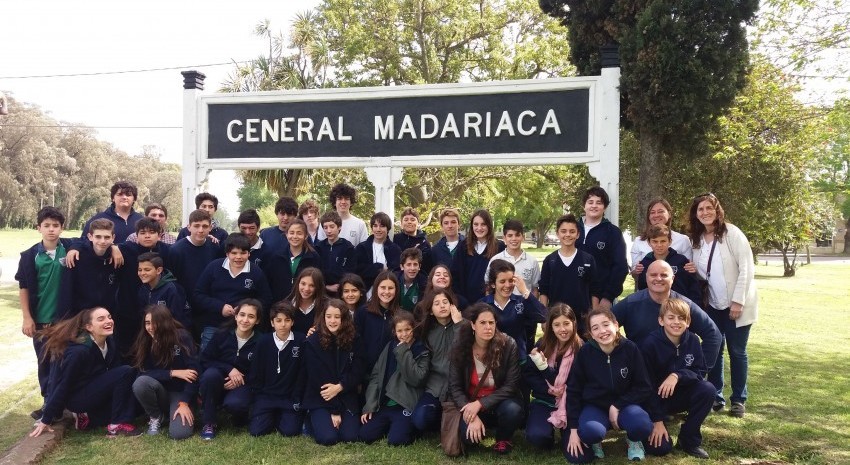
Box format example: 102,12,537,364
181,70,210,224
587,45,622,226
365,166,404,219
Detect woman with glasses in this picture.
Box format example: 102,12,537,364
684,193,757,418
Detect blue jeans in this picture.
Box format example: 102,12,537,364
460,398,524,442
565,404,670,464
707,306,751,404
412,392,440,432
200,326,218,353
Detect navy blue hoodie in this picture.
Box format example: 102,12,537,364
42,335,128,424
539,249,602,327
138,270,188,328
248,332,306,403
577,218,628,302
636,248,702,304
456,240,506,304
80,204,144,243
355,236,402,288
566,338,653,430
480,293,547,358
16,239,74,323
261,244,320,303
69,239,118,315
315,237,357,286
640,327,707,421
353,305,395,372
301,333,365,415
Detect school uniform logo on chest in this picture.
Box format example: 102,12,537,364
291,346,300,358
671,266,679,275
174,345,181,356
247,351,254,360
337,257,348,266
514,302,524,314
522,269,533,280
244,278,253,289
596,241,606,250
577,266,585,277
684,354,694,366
108,273,116,285
157,300,167,306
620,367,628,378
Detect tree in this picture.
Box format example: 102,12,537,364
539,0,758,229
812,98,850,252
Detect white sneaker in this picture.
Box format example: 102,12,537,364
147,416,163,435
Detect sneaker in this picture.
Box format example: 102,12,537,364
676,441,710,459
730,402,746,417
492,440,513,454
107,423,142,438
30,407,44,421
591,443,605,459
626,439,645,461
146,416,163,435
72,412,90,431
200,423,216,440
712,400,725,412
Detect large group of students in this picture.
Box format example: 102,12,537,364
18,180,758,462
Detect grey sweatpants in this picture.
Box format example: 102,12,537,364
132,375,195,440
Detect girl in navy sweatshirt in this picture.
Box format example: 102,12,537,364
29,307,138,438
359,312,430,445
481,259,547,358
410,289,465,432
198,299,262,440
262,219,320,303
457,209,505,304
354,270,401,371
565,308,662,463
525,303,583,450
302,299,365,445
130,304,200,440
287,267,328,335
248,301,306,437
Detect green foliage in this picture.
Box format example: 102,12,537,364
236,178,277,212
0,95,182,230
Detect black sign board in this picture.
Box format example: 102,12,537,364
206,89,589,159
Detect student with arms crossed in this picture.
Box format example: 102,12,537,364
576,187,628,311
640,298,715,459
248,301,307,437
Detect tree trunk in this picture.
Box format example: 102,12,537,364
844,218,850,254
781,244,796,277
637,130,664,232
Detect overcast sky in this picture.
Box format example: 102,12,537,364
2,0,319,214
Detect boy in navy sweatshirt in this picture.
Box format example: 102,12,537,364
193,233,272,351
393,207,432,273
636,225,701,304
315,211,357,295
168,209,223,339
176,193,229,242
539,214,602,338
70,218,118,316
258,196,299,258
640,298,714,459
16,206,74,419
248,301,307,436
237,209,267,268
576,187,628,310
138,252,187,327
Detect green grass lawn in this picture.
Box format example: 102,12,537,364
1,255,847,463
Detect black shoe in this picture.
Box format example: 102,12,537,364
712,401,725,412
677,442,709,459
30,408,44,421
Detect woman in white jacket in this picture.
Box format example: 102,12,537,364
685,194,757,418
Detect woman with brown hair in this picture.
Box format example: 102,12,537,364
446,303,523,455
